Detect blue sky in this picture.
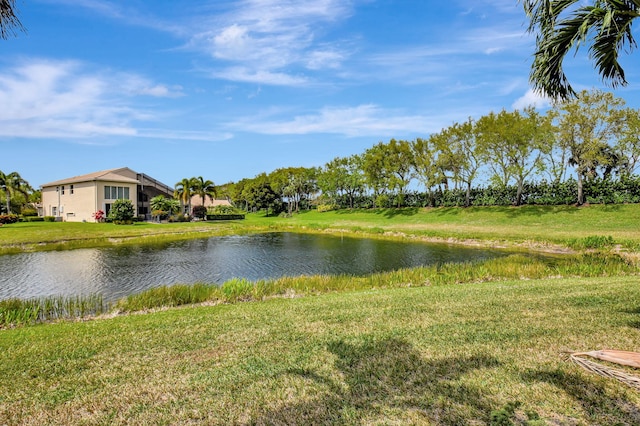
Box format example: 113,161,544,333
1,0,639,189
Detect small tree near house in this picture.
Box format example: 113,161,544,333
108,199,135,224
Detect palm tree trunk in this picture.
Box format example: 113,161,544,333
4,189,11,213
465,182,471,207
577,172,584,205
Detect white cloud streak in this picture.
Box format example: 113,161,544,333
228,104,457,137
0,59,192,140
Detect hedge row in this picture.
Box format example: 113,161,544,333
206,214,245,221
329,176,640,208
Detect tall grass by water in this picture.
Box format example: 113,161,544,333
0,294,106,327
2,251,636,328
114,252,636,313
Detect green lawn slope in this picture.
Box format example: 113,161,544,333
1,276,639,424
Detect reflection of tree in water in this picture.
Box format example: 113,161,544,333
251,337,501,425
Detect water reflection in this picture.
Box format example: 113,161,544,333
0,232,517,302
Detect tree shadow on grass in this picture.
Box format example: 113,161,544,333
430,205,583,219
620,306,640,329
250,337,501,425
521,367,640,424
375,208,421,218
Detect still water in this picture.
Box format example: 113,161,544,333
0,232,521,302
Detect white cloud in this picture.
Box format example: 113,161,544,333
306,49,344,70
0,59,184,139
189,0,354,85
212,66,308,86
512,88,552,110
228,104,451,137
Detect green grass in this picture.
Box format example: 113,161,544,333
3,204,640,423
2,276,640,424
265,204,640,248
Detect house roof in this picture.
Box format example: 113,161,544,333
41,167,140,187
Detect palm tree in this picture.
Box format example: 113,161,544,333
0,0,25,39
191,176,217,207
0,170,31,214
523,0,639,100
174,178,195,215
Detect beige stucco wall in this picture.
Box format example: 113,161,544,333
42,180,138,222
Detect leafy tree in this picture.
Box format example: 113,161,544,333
524,0,639,99
476,108,554,205
241,173,281,215
432,119,482,207
411,137,443,206
191,176,216,207
552,90,625,204
385,139,415,207
150,195,179,220
363,140,414,207
270,167,318,214
174,177,195,215
108,199,135,223
0,0,25,39
228,178,250,210
616,107,640,175
318,155,366,209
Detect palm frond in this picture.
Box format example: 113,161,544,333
524,0,639,100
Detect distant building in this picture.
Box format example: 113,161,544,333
40,167,173,222
189,195,232,209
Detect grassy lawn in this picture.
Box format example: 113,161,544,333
2,204,640,424
270,204,640,248
2,276,640,425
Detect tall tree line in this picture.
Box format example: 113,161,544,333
225,90,640,212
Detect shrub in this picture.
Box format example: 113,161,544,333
375,194,390,208
108,199,135,223
569,235,615,250
206,214,245,221
43,216,56,222
168,214,191,222
208,205,238,215
25,217,44,222
192,205,207,219
0,214,19,224
21,208,38,217
92,210,105,222
317,204,338,212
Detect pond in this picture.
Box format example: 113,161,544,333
0,232,537,302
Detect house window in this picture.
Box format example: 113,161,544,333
61,186,65,195
104,186,130,200
70,185,74,195
51,206,57,216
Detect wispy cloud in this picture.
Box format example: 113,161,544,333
0,58,188,139
189,0,354,85
39,0,187,35
228,104,457,137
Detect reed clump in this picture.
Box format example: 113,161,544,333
0,294,107,328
